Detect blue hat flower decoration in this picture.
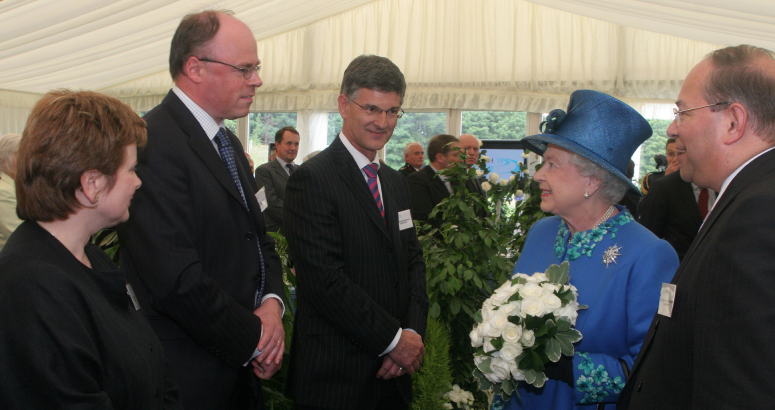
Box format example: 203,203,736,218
523,90,652,195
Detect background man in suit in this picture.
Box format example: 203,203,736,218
399,141,424,177
284,54,427,410
407,134,461,226
619,44,775,409
254,126,299,232
118,10,286,410
458,133,481,167
638,138,716,260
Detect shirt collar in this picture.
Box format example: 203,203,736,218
172,86,224,141
429,164,449,181
339,133,379,171
276,156,294,168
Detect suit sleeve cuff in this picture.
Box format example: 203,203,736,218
380,328,403,356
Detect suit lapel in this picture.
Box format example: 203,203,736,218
163,92,248,211
270,160,290,182
426,167,451,198
329,138,391,240
677,178,702,225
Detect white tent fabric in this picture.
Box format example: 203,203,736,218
2,0,767,134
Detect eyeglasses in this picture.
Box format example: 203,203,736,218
672,102,729,126
198,58,261,79
348,98,404,119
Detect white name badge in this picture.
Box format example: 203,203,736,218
398,209,413,231
126,284,141,311
658,283,677,317
256,187,268,212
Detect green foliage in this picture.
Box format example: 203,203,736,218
411,317,454,410
462,111,527,140
248,113,298,167
91,229,120,264
418,148,547,400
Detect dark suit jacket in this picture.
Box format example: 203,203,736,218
619,148,775,409
118,90,285,410
284,136,428,409
638,171,703,260
254,159,290,232
407,165,487,227
398,162,417,177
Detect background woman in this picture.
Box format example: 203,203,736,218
0,132,22,251
0,90,181,409
496,90,679,409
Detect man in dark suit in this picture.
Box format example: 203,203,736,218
117,10,285,410
407,134,460,226
284,55,428,410
619,45,775,409
458,133,489,198
398,141,424,177
254,126,299,232
638,139,716,260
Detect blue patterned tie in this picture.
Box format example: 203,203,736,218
215,128,265,308
362,163,385,222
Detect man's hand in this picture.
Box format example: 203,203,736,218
665,160,681,175
251,357,282,380
253,298,285,366
376,355,406,379
387,331,424,374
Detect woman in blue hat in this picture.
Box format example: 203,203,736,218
494,90,679,410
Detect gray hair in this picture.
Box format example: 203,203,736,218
704,45,775,142
568,153,628,204
340,55,406,104
0,133,21,176
403,141,422,157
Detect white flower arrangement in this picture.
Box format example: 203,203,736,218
475,169,484,177
470,261,585,399
481,181,492,192
489,172,500,183
442,384,475,409
480,155,491,162
498,179,509,187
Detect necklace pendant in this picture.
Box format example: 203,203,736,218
602,244,622,268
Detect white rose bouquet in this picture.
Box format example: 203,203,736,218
470,261,585,399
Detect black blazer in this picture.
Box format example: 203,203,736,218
0,221,180,410
398,162,417,177
284,136,428,409
118,90,285,410
407,165,487,227
638,171,703,260
619,148,775,409
254,158,290,232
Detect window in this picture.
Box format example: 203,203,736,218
247,113,297,166
462,111,527,140
638,119,673,183
385,112,447,170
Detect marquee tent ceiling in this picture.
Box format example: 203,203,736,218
1,0,772,133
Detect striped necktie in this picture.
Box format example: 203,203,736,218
362,163,385,221
215,128,265,307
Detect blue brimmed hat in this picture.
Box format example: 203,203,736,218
523,89,652,195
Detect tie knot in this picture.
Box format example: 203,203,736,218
363,163,379,178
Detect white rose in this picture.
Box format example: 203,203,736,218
542,293,562,313
475,169,484,177
502,322,523,344
490,358,511,382
499,342,523,363
481,155,491,162
481,306,494,321
521,297,547,317
520,283,545,298
448,391,462,403
483,338,497,353
479,139,484,147
555,302,580,325
470,326,483,347
509,175,517,181
489,172,500,182
513,273,530,281
527,272,548,283
522,152,530,159
490,311,510,332
443,403,453,409
499,301,521,316
499,179,508,187
481,181,492,192
511,365,527,381
516,189,524,196
521,329,536,347
489,290,510,306
542,283,559,294
485,321,502,338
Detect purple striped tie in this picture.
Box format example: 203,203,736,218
362,163,385,221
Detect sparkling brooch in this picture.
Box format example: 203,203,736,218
602,245,622,268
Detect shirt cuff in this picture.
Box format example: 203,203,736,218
261,293,286,317
380,328,403,356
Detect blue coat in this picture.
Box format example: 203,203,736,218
498,207,678,409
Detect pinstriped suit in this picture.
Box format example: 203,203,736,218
284,136,428,409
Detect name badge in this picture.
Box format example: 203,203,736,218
658,283,677,317
398,209,413,231
256,187,268,212
126,284,141,311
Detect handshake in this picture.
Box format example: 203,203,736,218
376,330,425,380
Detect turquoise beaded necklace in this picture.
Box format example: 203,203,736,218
554,209,634,261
